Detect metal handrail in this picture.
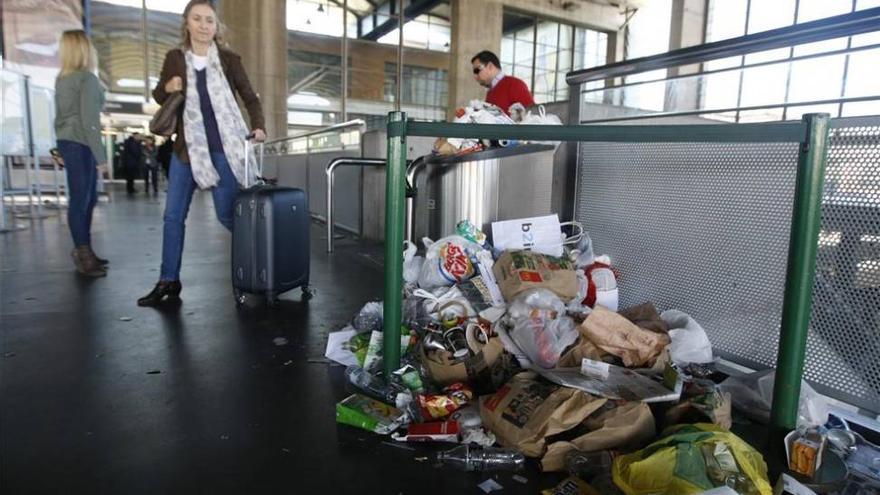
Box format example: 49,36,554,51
261,119,366,147
566,7,880,85
325,157,387,253
404,156,427,244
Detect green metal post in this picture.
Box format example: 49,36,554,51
769,113,830,433
383,112,407,379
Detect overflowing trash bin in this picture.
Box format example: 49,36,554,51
323,211,876,494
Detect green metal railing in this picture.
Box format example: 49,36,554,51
383,112,831,436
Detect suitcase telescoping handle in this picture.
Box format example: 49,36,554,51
244,132,258,188
244,132,277,188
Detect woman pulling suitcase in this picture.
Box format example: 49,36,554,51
138,0,266,306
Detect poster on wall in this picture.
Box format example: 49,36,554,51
2,0,83,88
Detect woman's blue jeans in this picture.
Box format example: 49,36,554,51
159,152,238,281
58,140,98,248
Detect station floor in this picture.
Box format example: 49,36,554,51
0,185,560,494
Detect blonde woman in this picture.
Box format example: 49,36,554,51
54,29,108,277
138,0,265,306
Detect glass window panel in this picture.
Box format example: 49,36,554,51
535,52,556,73
706,55,744,71
533,70,553,94
845,48,880,98
786,104,840,120
501,37,515,65
626,0,671,58
558,49,573,74
793,38,850,57
706,0,747,42
797,0,853,23
559,25,573,51
788,55,846,103
622,73,666,112
851,31,880,47
427,23,450,52
857,0,880,9
515,24,535,44
514,64,532,83
287,0,348,37
738,108,784,122
515,40,533,65
740,64,788,107
842,100,880,116
536,21,559,46
556,86,569,102
744,47,790,64
747,0,796,34
701,69,742,110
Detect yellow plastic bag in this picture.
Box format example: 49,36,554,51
612,424,772,495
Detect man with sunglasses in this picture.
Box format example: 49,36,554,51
471,50,534,116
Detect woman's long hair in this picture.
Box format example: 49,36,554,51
59,30,96,77
180,0,226,49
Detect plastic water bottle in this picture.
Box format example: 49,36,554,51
436,445,525,472
345,366,400,405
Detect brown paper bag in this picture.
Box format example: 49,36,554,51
493,250,579,302
421,337,505,388
619,302,668,334
541,400,656,472
557,337,606,368
480,372,607,457
581,306,670,367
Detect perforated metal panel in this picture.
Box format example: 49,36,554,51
575,122,880,413
809,118,880,411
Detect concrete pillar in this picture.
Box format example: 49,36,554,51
220,0,288,138
666,0,707,111
448,0,503,118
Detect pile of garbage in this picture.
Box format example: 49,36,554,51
433,101,562,156
325,214,869,494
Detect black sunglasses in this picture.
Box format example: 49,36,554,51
472,64,485,75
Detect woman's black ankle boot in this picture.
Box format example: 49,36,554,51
137,281,182,306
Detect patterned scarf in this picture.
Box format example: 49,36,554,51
182,42,256,189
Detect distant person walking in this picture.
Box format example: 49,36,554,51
122,132,143,193
142,137,160,194
138,0,266,306
157,137,174,179
54,29,108,277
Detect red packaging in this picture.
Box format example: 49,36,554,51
403,420,461,442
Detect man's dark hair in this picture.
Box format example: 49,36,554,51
471,50,501,70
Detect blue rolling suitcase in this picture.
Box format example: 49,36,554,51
231,140,312,308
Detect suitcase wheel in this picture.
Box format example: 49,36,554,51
301,286,314,301
266,292,280,309
234,289,246,307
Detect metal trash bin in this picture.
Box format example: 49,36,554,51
409,144,557,241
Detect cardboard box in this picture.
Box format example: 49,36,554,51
493,250,579,302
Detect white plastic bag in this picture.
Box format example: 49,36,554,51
412,285,476,320
520,105,563,145
491,214,583,258
417,235,481,289
324,326,360,366
507,288,566,321
660,310,714,365
403,240,423,286
520,105,563,126
510,314,578,369
506,289,578,369
718,370,829,427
